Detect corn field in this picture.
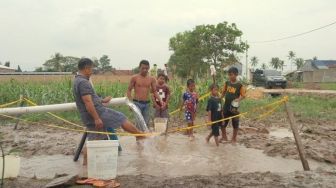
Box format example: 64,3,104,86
0,76,220,122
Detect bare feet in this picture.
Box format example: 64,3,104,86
189,135,195,141
206,136,210,143
219,137,228,143
231,139,237,145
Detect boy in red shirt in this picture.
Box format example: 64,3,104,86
152,73,171,118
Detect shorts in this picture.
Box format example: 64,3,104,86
133,100,150,131
87,108,127,140
154,108,169,118
223,110,240,129
185,111,194,123
211,122,221,137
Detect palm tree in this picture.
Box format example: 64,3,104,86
287,51,296,71
269,57,283,70
294,58,304,70
250,56,258,68
261,63,267,70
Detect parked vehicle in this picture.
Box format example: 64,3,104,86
252,69,287,89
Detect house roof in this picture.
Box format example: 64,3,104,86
312,60,336,69
0,65,15,70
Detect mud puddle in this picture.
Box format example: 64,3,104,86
19,133,334,179
269,128,293,139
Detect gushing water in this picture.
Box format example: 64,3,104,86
126,100,149,132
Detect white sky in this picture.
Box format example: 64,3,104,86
0,0,335,71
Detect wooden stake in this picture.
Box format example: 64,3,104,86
285,102,310,171
13,95,25,130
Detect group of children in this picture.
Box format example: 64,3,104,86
153,67,245,146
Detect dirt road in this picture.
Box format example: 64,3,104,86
263,88,336,95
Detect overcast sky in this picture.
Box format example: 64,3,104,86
0,0,335,71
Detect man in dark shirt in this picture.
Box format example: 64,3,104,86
73,58,143,140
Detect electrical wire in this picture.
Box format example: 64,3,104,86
251,20,336,44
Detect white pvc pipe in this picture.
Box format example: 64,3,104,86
0,97,129,115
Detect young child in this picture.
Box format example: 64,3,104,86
206,84,222,146
221,67,246,143
153,73,171,118
181,79,199,140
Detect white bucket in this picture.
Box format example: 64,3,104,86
0,155,20,178
87,140,119,180
154,118,168,133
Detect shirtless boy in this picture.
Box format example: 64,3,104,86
127,60,162,131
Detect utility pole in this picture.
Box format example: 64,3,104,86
245,40,248,80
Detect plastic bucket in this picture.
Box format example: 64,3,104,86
154,118,168,133
87,140,119,180
0,155,20,178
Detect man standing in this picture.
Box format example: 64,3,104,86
150,64,158,77
127,60,163,130
73,58,143,140
163,64,169,81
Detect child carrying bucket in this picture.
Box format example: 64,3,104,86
180,79,199,140
206,84,222,146
221,67,246,143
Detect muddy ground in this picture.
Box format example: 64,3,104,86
5,170,336,188
1,111,336,187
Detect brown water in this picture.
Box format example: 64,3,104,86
19,133,334,179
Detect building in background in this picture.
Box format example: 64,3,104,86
0,65,16,72
300,60,336,83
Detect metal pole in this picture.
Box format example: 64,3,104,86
285,102,310,171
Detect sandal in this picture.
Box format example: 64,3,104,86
76,178,98,185
93,179,120,188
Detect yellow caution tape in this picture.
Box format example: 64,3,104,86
0,99,23,108
24,98,86,129
0,96,289,137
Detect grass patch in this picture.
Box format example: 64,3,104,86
320,83,336,90
240,95,336,120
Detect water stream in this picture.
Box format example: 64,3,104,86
126,101,149,132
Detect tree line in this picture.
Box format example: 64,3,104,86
35,53,113,72
249,51,317,72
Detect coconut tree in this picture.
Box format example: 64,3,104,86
261,63,267,70
269,57,283,70
287,51,296,71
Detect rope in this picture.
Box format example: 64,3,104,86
0,99,22,108
0,96,288,137
23,98,86,129
169,92,211,116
